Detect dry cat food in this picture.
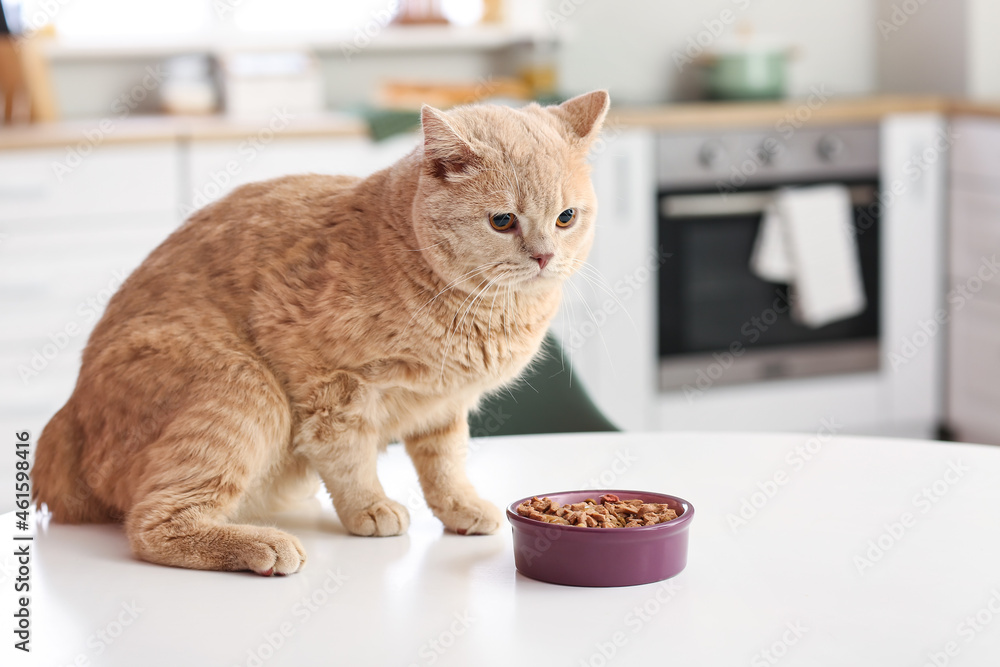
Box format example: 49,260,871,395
516,494,678,528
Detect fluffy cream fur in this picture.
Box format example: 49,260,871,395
32,90,610,575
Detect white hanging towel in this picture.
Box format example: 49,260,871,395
750,185,867,328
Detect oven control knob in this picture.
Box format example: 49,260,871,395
817,133,846,162
755,141,780,166
698,141,726,169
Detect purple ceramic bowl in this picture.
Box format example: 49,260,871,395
507,489,694,587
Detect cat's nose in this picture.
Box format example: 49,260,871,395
531,252,554,270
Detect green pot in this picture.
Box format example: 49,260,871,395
705,48,789,101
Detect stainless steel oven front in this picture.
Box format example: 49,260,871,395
657,124,882,391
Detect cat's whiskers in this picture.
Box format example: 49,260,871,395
576,273,635,332
564,259,628,301
472,269,513,370
507,283,522,362
564,257,615,285
563,258,637,331
562,290,578,387
452,274,497,367
400,263,497,340
485,271,508,353
502,283,513,360
439,270,508,381
448,271,494,331
464,271,505,370
564,258,620,292
564,276,617,379
403,239,448,252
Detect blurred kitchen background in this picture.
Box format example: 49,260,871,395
3,0,1000,510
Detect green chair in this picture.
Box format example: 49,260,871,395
468,332,619,437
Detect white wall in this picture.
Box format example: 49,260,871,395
875,0,1000,100
968,0,1000,99
552,0,878,103
875,0,968,96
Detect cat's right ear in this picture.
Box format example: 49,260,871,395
421,105,479,180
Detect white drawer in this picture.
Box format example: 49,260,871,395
0,276,125,334
0,209,179,235
0,143,179,220
0,212,176,284
948,296,1000,440
3,225,173,260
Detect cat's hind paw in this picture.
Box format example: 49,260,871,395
128,521,307,575
243,527,307,575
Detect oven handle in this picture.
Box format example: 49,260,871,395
661,185,877,218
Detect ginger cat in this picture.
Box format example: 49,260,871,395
32,90,610,575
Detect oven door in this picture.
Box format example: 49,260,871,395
657,182,881,391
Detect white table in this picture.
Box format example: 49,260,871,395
4,431,1000,666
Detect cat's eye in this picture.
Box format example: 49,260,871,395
556,209,577,228
490,212,518,232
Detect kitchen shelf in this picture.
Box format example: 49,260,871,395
40,25,556,61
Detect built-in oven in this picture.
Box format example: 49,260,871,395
657,124,882,391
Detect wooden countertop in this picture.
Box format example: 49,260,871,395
0,112,368,151
2,96,1000,150
607,95,962,130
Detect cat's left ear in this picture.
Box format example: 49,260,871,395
421,105,479,180
550,90,610,145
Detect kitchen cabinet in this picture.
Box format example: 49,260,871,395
0,143,182,492
947,117,1000,444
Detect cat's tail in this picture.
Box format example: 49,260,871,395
32,402,116,523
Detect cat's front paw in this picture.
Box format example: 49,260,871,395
341,499,410,537
431,495,503,535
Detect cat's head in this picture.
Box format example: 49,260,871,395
412,90,610,295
